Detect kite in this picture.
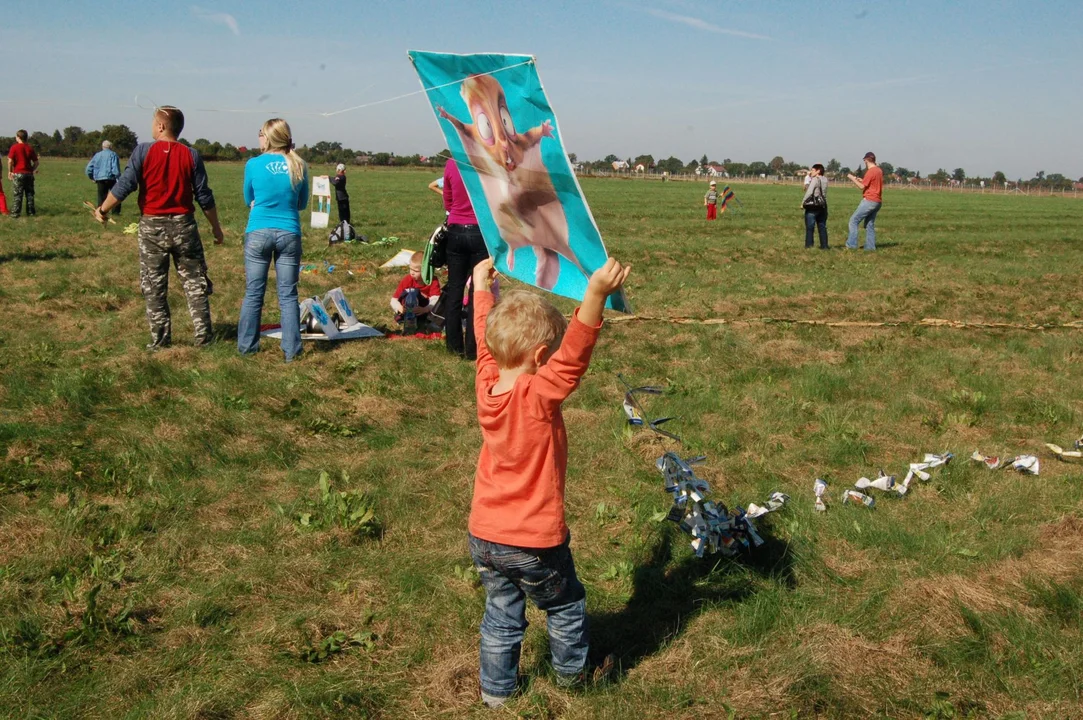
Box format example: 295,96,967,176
409,50,629,312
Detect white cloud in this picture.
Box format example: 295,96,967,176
191,6,241,36
645,8,769,40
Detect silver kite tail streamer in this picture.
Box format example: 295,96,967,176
1008,455,1039,475
972,450,1039,474
900,452,953,494
813,478,828,512
656,452,788,558
970,450,1003,470
618,375,681,442
1047,443,1083,461
855,470,896,492
842,488,875,508
1046,440,1083,462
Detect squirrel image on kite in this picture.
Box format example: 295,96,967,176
439,74,585,291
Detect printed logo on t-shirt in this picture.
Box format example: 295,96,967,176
266,161,290,176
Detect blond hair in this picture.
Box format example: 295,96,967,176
154,106,184,137
261,118,306,188
410,251,424,265
485,291,568,368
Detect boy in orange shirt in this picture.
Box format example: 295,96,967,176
468,256,631,707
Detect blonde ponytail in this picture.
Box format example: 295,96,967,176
260,118,307,188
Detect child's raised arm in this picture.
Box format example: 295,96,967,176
472,258,496,294
578,258,631,327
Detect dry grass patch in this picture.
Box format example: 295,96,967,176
892,513,1083,639
410,646,479,715
819,538,875,581
798,622,939,714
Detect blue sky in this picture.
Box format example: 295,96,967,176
6,0,1082,179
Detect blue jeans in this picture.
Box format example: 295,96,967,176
469,534,589,700
847,199,881,250
237,229,302,361
804,208,828,249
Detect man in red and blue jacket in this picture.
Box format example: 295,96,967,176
96,106,224,350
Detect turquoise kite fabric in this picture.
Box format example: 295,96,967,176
408,51,629,312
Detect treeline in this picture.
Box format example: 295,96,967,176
5,126,1079,189
578,153,1082,190
0,125,448,168
0,125,140,159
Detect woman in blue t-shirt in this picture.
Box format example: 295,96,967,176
237,118,309,361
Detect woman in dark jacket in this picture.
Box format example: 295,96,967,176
442,158,489,360
802,163,829,249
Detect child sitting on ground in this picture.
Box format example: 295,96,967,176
467,256,631,708
390,251,441,331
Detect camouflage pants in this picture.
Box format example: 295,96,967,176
138,214,214,348
11,173,35,217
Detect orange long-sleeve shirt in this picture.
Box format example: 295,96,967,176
468,290,602,548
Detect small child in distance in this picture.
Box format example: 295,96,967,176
390,251,441,327
467,256,631,707
704,180,719,220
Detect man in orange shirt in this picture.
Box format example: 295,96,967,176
468,256,630,707
846,151,883,250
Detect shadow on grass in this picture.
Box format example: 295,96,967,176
589,525,795,678
0,249,80,264
214,322,239,342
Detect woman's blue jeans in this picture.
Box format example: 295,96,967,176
804,208,828,249
237,229,302,361
469,534,589,700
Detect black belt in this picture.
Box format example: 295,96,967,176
449,223,479,229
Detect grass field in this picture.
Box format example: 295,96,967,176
2,159,1083,719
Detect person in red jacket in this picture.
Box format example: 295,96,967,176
389,251,441,329
467,256,630,707
6,130,39,218
95,106,224,349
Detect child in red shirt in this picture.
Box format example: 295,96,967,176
389,251,441,330
468,256,630,707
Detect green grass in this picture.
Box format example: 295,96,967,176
1,160,1083,718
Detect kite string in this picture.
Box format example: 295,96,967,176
1,59,536,119
126,58,538,118
319,58,535,117
607,315,1083,331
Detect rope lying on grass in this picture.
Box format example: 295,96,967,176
607,315,1083,331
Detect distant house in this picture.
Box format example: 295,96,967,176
634,163,646,173
612,160,629,171
1073,182,1083,191
705,164,726,177
356,155,371,165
